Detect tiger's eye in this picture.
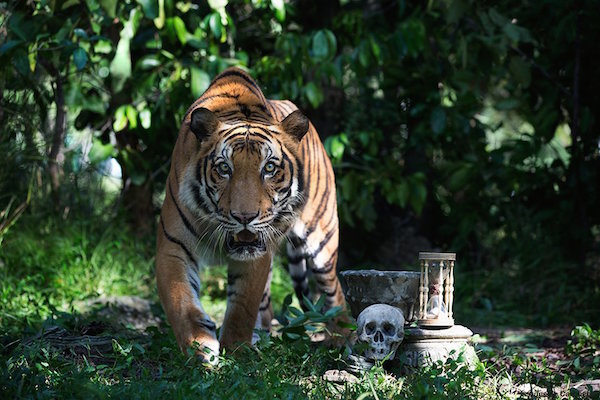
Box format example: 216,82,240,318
217,162,231,176
263,161,276,174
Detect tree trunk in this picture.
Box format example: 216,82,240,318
47,71,66,208
121,176,154,237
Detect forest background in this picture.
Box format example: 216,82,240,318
1,0,600,397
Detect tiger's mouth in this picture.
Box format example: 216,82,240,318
225,229,266,258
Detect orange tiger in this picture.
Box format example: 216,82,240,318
156,67,346,361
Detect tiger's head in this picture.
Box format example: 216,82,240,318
180,106,309,261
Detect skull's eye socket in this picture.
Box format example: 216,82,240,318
216,162,231,176
263,161,277,175
383,322,396,336
365,322,376,335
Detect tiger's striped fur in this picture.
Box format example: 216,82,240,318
156,67,345,359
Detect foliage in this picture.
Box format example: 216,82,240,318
1,0,600,354
0,216,599,398
565,324,600,379
0,215,154,338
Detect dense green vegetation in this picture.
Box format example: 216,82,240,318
1,218,599,398
1,0,599,397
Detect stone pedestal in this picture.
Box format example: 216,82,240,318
399,325,477,367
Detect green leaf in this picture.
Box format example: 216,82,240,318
284,332,301,340
358,41,371,67
287,306,303,317
113,106,128,131
208,13,222,39
370,36,381,62
190,67,211,98
503,23,520,42
81,96,105,114
137,0,158,19
94,40,112,54
154,0,165,29
447,165,472,191
430,106,446,135
12,49,30,76
0,40,23,55
488,8,508,27
110,38,131,92
109,9,141,91
509,57,531,87
208,0,228,11
8,12,37,41
302,295,316,312
324,306,342,318
125,105,138,129
172,16,188,44
99,0,118,17
72,47,88,70
495,98,519,110
271,0,285,22
304,82,323,108
89,139,115,164
74,28,88,40
138,55,161,70
314,295,326,312
139,109,151,129
312,30,336,61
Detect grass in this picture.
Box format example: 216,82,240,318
1,215,599,399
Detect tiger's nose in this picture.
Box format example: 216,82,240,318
231,211,259,225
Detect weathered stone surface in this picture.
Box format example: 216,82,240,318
323,369,359,383
399,325,477,367
339,270,420,321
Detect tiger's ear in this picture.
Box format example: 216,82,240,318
190,107,219,142
281,110,309,142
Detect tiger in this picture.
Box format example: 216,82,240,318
156,67,346,361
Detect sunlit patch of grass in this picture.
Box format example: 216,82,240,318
0,216,154,336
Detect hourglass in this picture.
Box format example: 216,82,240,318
418,252,455,327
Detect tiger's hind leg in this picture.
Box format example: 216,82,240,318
286,227,349,344
286,230,345,312
286,240,310,310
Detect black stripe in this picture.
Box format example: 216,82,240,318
192,184,213,215
228,273,241,286
184,93,243,119
259,296,271,311
305,174,331,236
287,254,305,264
315,275,337,284
311,249,338,275
188,273,200,295
309,228,336,259
290,274,306,283
168,180,199,238
210,70,263,100
160,218,197,265
198,318,216,331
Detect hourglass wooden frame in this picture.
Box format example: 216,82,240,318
418,252,455,328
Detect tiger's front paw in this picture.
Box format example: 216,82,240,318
191,336,220,365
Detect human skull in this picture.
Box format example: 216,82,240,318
357,304,405,360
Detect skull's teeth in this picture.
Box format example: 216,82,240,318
233,233,239,241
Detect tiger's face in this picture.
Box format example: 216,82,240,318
181,107,308,261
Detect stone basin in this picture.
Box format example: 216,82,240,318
339,270,420,322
